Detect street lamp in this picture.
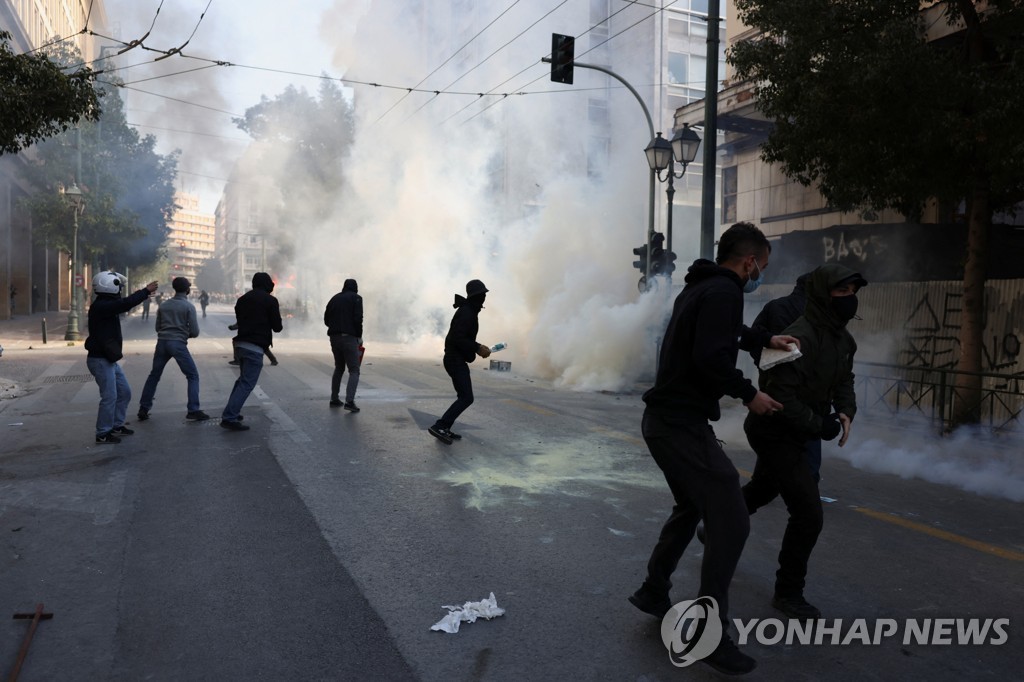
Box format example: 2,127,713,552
61,183,86,341
646,125,701,265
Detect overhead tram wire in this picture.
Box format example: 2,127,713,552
442,0,658,125
370,0,524,127
461,0,681,125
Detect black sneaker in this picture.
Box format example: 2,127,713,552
628,584,671,619
220,420,250,431
448,431,462,440
772,595,821,620
695,522,706,545
329,398,343,407
700,633,757,675
112,425,134,435
228,360,240,366
137,409,150,421
428,425,453,445
186,411,211,421
96,432,122,444
343,402,360,413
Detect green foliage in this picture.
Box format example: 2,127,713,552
729,0,1024,216
22,77,178,270
0,30,101,154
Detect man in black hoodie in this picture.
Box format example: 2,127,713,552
220,272,283,431
324,278,363,412
428,279,491,445
84,271,158,444
628,222,798,676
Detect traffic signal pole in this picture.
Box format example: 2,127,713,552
542,54,658,287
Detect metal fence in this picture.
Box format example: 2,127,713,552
854,361,1024,436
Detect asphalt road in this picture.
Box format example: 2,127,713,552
0,305,1021,681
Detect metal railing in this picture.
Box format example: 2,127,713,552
854,361,1024,436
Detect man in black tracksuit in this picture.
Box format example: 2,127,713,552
749,272,828,481
742,264,865,621
629,222,798,676
324,278,363,411
428,279,491,445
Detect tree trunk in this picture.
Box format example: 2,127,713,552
951,182,989,427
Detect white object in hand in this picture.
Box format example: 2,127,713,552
760,343,802,370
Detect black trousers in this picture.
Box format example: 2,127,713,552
742,416,824,598
640,411,750,624
437,354,473,429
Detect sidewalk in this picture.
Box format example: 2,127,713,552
0,310,78,351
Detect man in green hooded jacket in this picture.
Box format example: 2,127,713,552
742,263,866,620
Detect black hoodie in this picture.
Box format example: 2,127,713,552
84,288,151,360
643,259,771,421
233,273,282,350
324,279,363,337
444,294,484,362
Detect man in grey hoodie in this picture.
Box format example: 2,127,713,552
137,277,209,421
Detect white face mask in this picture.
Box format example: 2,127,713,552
743,259,763,294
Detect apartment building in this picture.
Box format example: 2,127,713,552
166,192,215,285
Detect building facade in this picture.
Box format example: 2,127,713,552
166,192,215,285
0,0,107,319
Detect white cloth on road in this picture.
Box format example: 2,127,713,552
430,592,505,633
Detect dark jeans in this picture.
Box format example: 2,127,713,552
222,347,264,422
806,438,822,482
139,339,201,412
436,354,473,429
329,334,361,403
639,411,750,625
742,416,824,599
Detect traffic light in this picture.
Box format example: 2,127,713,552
550,33,574,84
632,242,649,292
649,232,677,278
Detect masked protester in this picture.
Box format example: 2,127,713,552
629,222,799,676
219,272,282,431
428,280,492,444
742,264,865,621
324,278,364,412
84,272,159,443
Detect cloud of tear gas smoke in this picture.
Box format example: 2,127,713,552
282,0,672,391
835,429,1024,502
103,0,334,209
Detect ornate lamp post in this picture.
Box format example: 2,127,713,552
62,184,86,341
646,124,701,266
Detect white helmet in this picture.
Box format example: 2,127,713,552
93,270,127,294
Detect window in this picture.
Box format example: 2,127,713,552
588,98,609,125
668,52,687,85
669,18,687,37
722,165,737,224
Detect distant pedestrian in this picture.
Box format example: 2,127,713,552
141,296,151,320
84,272,159,444
32,285,39,312
136,277,209,422
199,289,210,318
9,285,15,315
324,278,363,412
220,272,282,431
628,222,798,676
428,280,492,444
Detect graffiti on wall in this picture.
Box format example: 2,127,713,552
901,291,1022,387
822,232,888,265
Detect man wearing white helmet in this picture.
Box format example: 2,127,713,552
84,271,158,444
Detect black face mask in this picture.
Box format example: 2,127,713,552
831,294,858,321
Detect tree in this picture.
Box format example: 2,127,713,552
23,77,178,272
729,0,1024,427
0,30,101,155
232,79,354,272
196,257,229,293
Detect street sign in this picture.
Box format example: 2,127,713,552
74,275,84,287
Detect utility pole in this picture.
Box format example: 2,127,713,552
699,0,721,261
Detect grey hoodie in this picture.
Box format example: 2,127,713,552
155,292,200,342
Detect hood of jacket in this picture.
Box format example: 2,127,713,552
683,258,742,288
342,278,358,293
251,272,274,293
803,264,864,332
452,293,485,311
